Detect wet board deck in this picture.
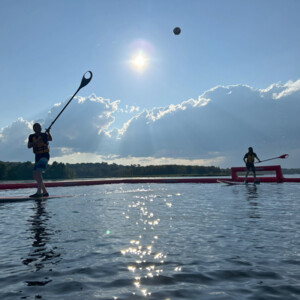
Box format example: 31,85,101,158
217,180,243,185
217,180,260,186
0,195,73,203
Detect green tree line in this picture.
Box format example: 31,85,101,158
0,161,75,180
0,160,231,181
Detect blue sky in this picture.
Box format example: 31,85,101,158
1,0,300,168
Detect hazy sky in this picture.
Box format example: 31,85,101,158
1,0,300,168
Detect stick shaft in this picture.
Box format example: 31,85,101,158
47,86,80,131
258,154,288,163
259,157,277,163
47,71,92,131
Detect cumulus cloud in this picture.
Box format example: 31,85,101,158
104,81,300,167
1,79,300,167
0,118,33,161
43,94,119,156
270,79,300,99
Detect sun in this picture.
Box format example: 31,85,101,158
133,55,146,67
131,52,148,70
128,40,154,72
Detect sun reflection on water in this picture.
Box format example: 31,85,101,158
120,188,176,297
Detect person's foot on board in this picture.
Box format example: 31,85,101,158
29,193,43,198
42,193,49,197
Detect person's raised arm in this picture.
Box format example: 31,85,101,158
45,129,52,141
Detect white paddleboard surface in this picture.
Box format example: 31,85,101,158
0,195,73,203
217,180,260,186
217,180,241,185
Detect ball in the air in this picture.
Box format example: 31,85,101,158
173,27,181,35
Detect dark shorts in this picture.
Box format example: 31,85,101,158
246,163,255,172
34,153,50,172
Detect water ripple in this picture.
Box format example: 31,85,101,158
0,184,300,299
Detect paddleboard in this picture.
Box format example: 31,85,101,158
0,195,73,203
217,180,260,186
217,179,243,185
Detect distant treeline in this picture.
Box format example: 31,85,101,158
1,161,299,181
66,163,231,178
282,168,300,174
0,160,231,181
0,161,75,180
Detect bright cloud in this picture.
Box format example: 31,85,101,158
271,79,300,99
0,118,33,161
1,79,300,167
42,94,119,156
51,152,225,167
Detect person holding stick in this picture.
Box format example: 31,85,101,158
243,147,261,183
26,72,92,198
28,123,52,197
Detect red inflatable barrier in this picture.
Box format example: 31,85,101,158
231,165,286,183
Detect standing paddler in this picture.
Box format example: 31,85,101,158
27,123,52,197
243,147,261,183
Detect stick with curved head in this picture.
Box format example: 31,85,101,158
46,71,93,131
257,154,289,163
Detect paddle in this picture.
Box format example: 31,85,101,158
46,71,93,131
257,154,289,163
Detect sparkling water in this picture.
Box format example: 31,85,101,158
0,182,300,299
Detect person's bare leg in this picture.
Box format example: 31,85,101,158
34,170,42,195
35,170,47,195
244,170,249,183
41,173,48,194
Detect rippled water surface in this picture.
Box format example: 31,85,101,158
0,182,300,299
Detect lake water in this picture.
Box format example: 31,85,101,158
0,182,300,299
